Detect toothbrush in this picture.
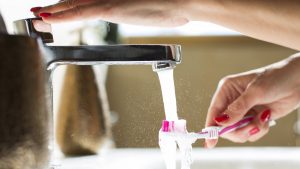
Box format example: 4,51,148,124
158,116,276,169
160,115,276,140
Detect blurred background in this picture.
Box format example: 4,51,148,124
1,0,299,151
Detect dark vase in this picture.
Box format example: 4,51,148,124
0,34,51,169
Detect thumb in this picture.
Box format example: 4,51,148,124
215,90,258,126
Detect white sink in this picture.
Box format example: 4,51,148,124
57,148,300,169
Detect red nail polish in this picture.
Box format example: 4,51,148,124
214,114,229,123
260,109,271,123
249,127,260,136
30,7,42,12
39,13,52,18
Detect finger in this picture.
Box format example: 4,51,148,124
205,91,229,148
221,121,260,143
247,114,270,142
205,78,235,127
215,88,260,126
248,124,269,142
221,108,270,143
40,2,109,24
205,139,218,149
205,74,257,148
247,108,271,141
258,109,272,124
249,105,271,124
220,109,257,143
33,0,96,16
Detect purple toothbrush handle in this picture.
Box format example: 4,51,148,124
219,116,255,136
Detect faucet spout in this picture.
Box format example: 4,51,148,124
14,18,182,71
45,45,181,70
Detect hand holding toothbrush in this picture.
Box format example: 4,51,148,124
205,53,300,148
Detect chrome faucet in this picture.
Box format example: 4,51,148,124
2,18,182,169
13,18,181,71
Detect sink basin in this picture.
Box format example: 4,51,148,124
57,148,300,169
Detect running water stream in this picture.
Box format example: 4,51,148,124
157,69,196,169
157,69,178,121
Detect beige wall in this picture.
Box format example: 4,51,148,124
106,36,297,148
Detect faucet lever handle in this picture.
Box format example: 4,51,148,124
14,18,53,43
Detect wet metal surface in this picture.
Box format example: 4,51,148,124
46,45,181,70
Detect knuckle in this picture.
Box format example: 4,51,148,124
219,76,234,87
229,91,257,113
72,5,83,16
228,99,246,113
66,0,77,8
248,83,264,99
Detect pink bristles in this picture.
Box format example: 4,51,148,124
162,120,175,132
162,120,170,132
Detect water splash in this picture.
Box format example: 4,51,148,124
157,69,195,169
158,120,197,169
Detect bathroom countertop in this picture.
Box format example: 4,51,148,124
58,147,300,169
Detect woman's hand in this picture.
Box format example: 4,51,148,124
31,1,300,50
205,53,300,148
30,0,189,27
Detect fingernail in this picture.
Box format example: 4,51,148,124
249,127,260,136
214,114,229,123
260,109,271,123
39,13,52,18
30,7,42,12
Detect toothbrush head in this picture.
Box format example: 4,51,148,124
160,120,210,141
161,120,187,133
201,127,220,139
